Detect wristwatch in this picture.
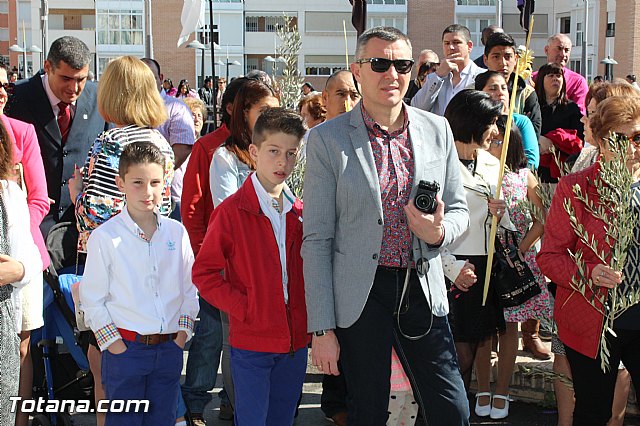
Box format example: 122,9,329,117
314,329,332,337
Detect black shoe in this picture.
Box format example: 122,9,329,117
219,403,234,421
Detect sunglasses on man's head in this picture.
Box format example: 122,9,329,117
356,57,414,74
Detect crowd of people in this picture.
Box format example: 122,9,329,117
1,20,640,426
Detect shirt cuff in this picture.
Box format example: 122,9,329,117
427,227,446,249
94,322,122,351
179,314,195,341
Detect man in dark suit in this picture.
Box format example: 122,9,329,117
7,36,106,237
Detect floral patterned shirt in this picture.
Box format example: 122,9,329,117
75,125,175,253
361,103,414,268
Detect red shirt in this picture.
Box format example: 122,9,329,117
193,177,309,353
361,104,414,268
180,124,230,256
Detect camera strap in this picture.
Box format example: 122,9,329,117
396,235,434,341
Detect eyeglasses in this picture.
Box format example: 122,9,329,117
355,58,414,74
0,82,10,91
613,132,640,148
490,139,504,146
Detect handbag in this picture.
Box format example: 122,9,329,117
492,228,541,307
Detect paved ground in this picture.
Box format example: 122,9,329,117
42,351,640,425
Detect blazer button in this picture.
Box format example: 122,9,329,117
63,150,68,157
372,253,378,260
377,218,383,225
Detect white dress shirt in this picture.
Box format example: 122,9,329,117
411,61,486,116
79,206,199,350
250,173,293,304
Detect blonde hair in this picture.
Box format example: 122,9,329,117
183,97,206,118
591,96,640,145
98,56,167,128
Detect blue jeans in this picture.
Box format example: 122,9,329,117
181,297,224,414
231,347,308,426
334,267,470,426
102,339,183,426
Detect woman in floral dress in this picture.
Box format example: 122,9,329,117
474,117,551,419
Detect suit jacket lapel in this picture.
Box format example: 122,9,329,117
348,106,383,216
68,89,91,141
28,75,61,144
406,107,426,185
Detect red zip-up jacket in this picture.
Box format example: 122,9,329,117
537,163,609,358
192,176,309,353
180,124,230,256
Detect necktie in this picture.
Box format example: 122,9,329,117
57,102,72,145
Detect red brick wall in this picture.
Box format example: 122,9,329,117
406,0,455,78
151,0,197,88
614,0,640,78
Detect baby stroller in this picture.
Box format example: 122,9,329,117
30,222,94,426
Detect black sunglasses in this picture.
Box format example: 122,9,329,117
356,57,414,74
0,82,10,91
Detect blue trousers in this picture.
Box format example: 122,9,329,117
231,347,307,426
102,339,183,426
181,297,224,413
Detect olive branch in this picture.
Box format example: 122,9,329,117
562,132,638,371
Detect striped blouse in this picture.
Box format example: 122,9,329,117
75,125,175,253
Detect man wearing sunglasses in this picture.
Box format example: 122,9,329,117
404,49,440,104
411,24,486,116
303,26,470,425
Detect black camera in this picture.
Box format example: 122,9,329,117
414,180,440,214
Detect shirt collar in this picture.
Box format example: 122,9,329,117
41,73,77,111
360,102,409,136
251,172,293,216
459,61,476,78
120,205,162,241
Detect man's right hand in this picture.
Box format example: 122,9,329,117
107,339,127,355
311,330,340,375
436,53,464,78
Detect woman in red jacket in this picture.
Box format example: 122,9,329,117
537,95,640,426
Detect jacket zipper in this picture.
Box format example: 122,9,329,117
285,303,294,357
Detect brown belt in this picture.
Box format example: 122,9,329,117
118,328,177,345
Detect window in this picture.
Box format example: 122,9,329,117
97,9,144,46
246,57,259,72
560,17,571,34
367,16,406,32
245,16,258,32
570,60,581,73
502,13,548,35
457,0,496,5
305,55,351,76
366,0,406,4
457,16,495,47
576,22,583,46
246,15,297,33
198,24,219,46
606,22,615,37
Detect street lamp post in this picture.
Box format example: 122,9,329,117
600,56,618,81
10,44,44,78
226,60,241,81
187,40,207,87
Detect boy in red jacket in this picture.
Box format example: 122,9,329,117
193,107,309,425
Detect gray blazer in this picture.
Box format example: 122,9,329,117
302,103,469,332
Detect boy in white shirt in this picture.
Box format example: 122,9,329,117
80,142,199,426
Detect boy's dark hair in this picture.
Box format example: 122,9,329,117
496,115,528,170
251,107,307,147
444,89,502,145
484,32,516,57
442,24,471,43
118,142,165,178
